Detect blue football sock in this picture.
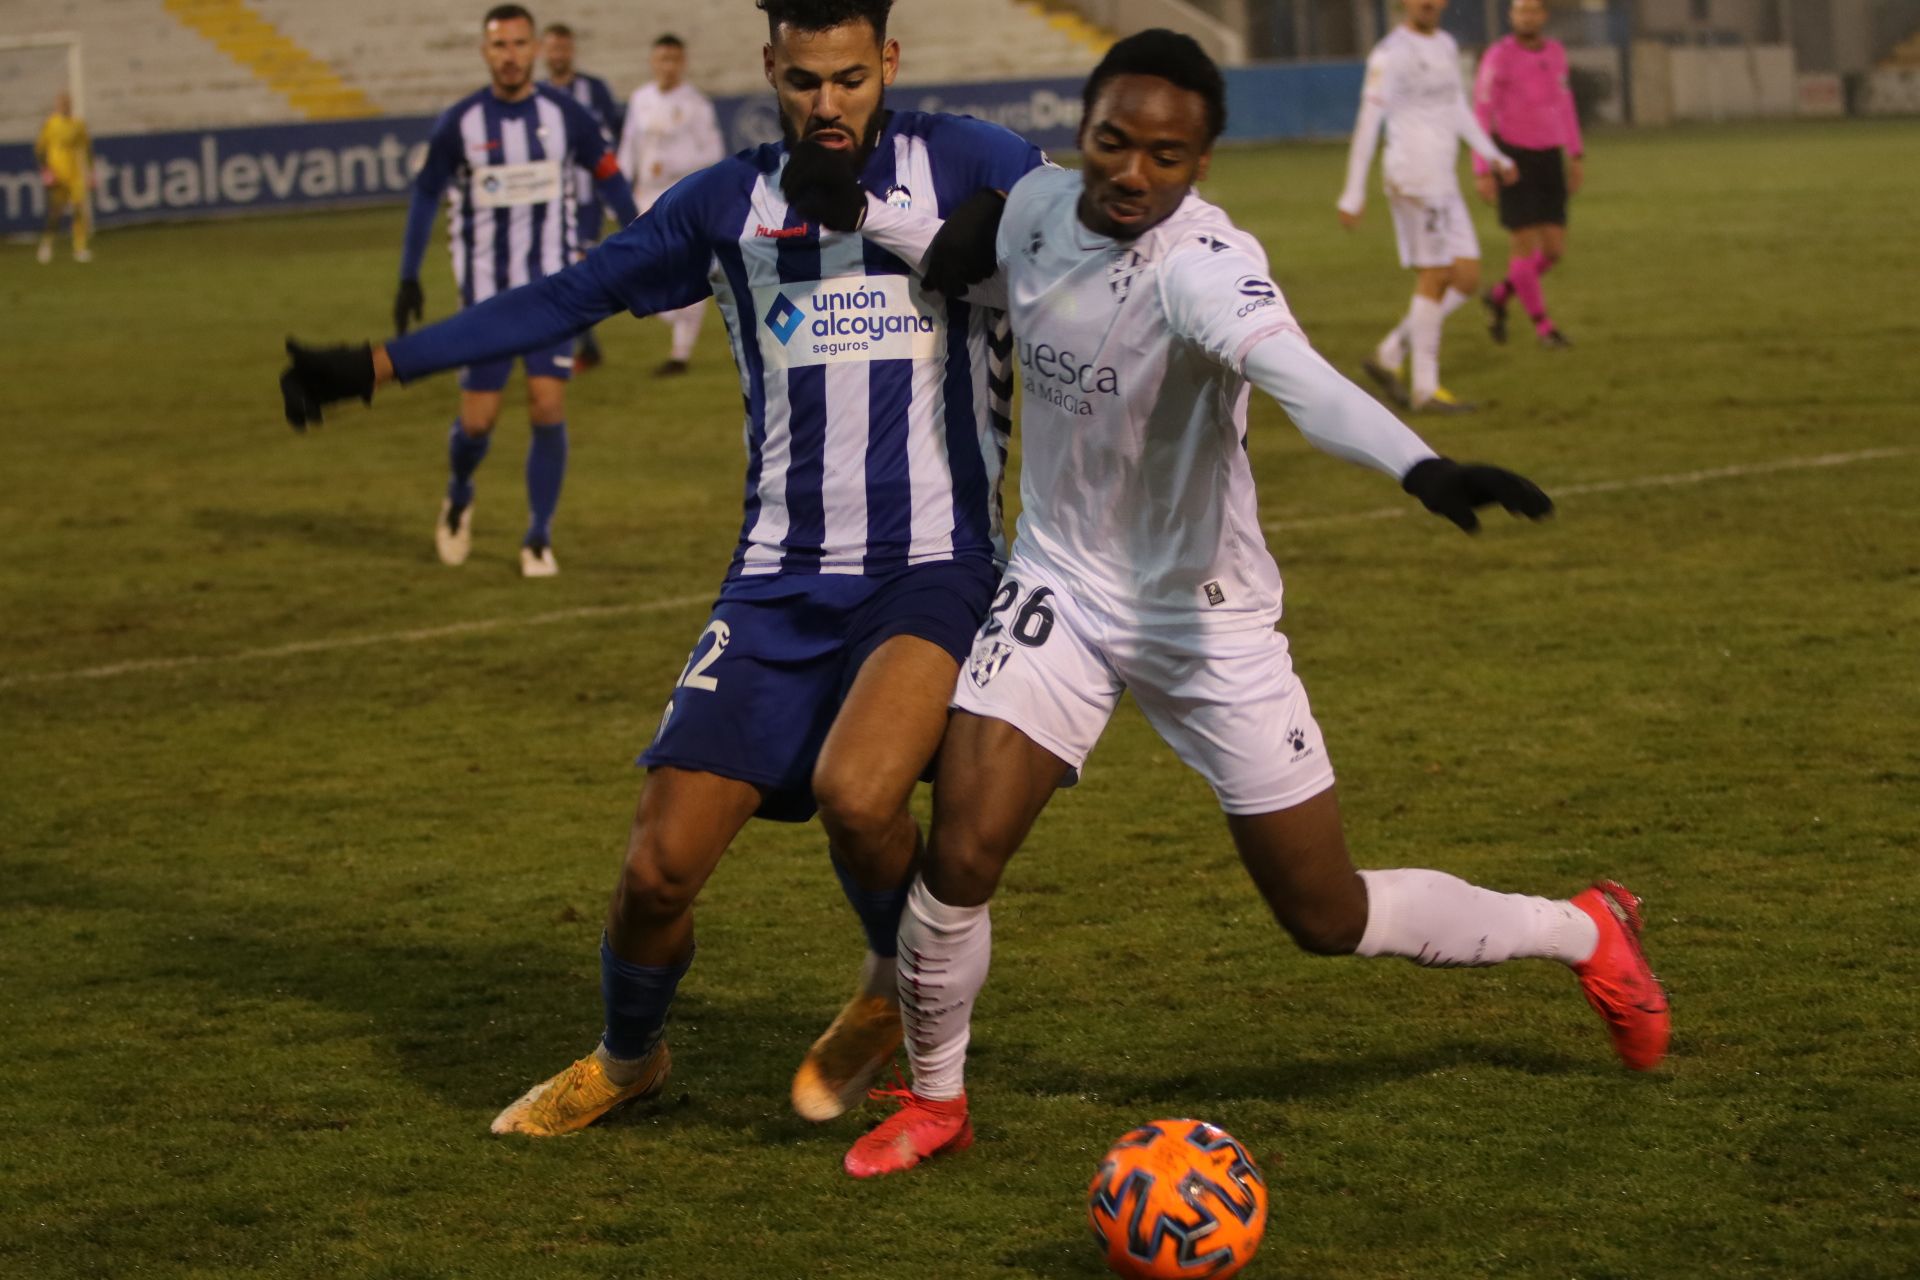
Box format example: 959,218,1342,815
832,855,913,959
446,421,491,512
524,421,568,547
600,934,691,1061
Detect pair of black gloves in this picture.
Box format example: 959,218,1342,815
279,265,424,428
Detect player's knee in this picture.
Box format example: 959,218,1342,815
812,767,905,848
1274,898,1366,957
924,835,1008,909
457,417,496,439
617,842,703,924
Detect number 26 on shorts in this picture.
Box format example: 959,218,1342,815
983,580,1055,648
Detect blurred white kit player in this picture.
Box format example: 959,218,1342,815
618,34,725,373
1338,1,1514,412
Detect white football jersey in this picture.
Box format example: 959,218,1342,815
1339,25,1507,210
994,166,1305,630
619,82,725,207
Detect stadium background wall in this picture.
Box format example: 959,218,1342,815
0,66,1366,235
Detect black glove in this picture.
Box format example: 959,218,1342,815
780,140,867,232
1401,456,1554,534
280,339,375,431
922,190,1007,298
393,278,424,337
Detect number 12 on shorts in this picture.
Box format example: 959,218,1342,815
983,580,1055,648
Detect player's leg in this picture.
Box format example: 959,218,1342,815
655,303,702,376
1131,626,1667,1072
71,186,91,262
793,558,998,1120
1532,223,1571,347
1229,795,1667,1069
37,187,67,264
846,564,1118,1176
791,635,954,1120
492,765,762,1137
843,710,1073,1177
520,365,569,577
437,373,505,566
1485,226,1539,342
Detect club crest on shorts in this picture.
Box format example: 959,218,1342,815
967,637,1016,689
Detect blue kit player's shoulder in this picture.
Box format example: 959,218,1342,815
891,110,1047,212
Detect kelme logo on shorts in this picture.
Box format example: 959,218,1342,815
765,293,807,345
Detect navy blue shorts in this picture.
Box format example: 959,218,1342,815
641,557,999,822
459,337,574,392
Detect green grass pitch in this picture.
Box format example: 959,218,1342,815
3,119,1917,1278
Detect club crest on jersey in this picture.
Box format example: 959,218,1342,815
885,184,913,211
1108,248,1147,302
968,637,1015,689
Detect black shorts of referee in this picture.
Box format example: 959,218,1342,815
1494,136,1569,230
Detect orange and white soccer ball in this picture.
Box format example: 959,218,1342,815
1087,1119,1268,1279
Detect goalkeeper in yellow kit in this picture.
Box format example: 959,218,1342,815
35,93,92,264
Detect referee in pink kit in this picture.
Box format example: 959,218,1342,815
1474,0,1582,349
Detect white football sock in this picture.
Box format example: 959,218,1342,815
1408,295,1444,404
1355,868,1599,967
895,876,991,1102
664,304,705,361
1375,308,1412,370
1440,286,1472,320
857,948,898,1001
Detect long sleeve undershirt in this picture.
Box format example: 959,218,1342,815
1243,330,1438,479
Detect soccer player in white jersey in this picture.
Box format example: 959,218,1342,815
395,5,638,579
619,34,727,376
280,0,1045,1139
541,22,625,372
836,29,1669,1179
1339,0,1516,414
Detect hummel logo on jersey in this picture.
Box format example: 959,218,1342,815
755,224,810,239
765,293,807,344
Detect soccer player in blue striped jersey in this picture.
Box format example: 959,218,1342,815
397,4,638,578
539,21,624,372
279,0,1044,1136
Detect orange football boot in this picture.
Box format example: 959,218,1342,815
1570,881,1671,1071
843,1083,973,1179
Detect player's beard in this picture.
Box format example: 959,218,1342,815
782,95,889,169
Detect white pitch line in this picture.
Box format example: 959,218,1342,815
1,592,716,690
1262,446,1918,533
9,447,1914,690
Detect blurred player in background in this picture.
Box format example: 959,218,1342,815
541,22,624,372
35,92,92,265
838,30,1668,1178
618,34,726,376
397,4,637,578
1475,0,1583,350
1339,0,1515,413
281,0,1044,1138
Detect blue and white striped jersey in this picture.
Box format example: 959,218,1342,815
387,111,1043,577
590,111,1043,578
403,85,628,306
545,71,622,243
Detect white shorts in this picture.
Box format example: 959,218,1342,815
953,556,1336,816
1389,188,1479,270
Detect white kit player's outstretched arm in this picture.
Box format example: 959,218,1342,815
1452,79,1513,174
1338,54,1390,215
1244,331,1436,478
